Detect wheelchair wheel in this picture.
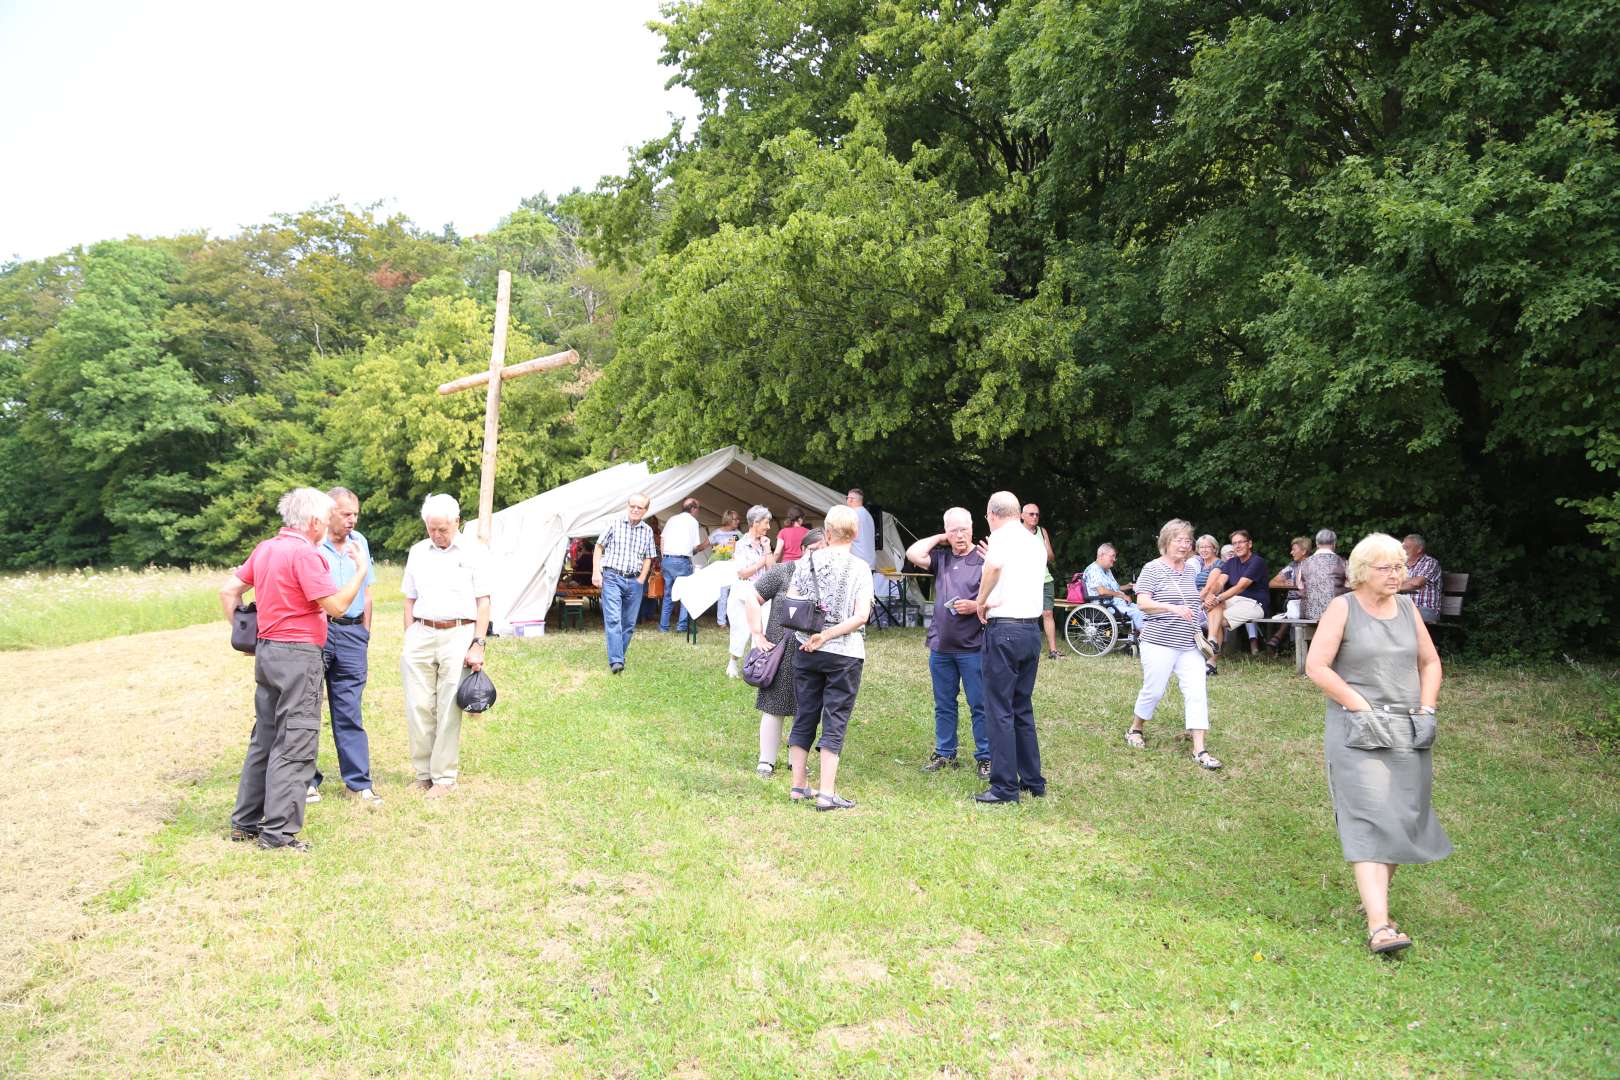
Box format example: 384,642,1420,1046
1064,603,1120,657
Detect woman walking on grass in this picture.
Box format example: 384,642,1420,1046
743,530,825,778
1306,532,1449,956
1126,519,1222,770
786,506,873,811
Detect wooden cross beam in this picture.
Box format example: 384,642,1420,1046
435,270,580,543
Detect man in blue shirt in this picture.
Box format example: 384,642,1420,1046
1082,543,1144,636
312,487,381,804
1214,529,1269,655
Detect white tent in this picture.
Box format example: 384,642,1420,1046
488,446,916,632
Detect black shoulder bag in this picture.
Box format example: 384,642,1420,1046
780,552,827,634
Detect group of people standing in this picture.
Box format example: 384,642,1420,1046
221,483,1452,955
221,488,491,852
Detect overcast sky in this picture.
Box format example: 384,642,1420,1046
0,0,699,262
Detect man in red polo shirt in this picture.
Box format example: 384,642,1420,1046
220,487,369,852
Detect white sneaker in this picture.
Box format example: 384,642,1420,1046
1195,632,1216,661
726,659,739,679
357,788,382,805
305,785,322,803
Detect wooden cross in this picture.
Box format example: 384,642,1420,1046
436,270,580,543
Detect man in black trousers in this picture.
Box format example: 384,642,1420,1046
971,490,1048,803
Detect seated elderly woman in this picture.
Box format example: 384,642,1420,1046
1194,536,1227,675
1306,532,1449,956
743,529,826,778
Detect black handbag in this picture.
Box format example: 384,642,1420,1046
780,552,827,634
742,640,789,687
230,603,258,654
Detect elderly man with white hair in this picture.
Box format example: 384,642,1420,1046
400,493,491,798
971,490,1048,803
219,487,370,852
906,507,991,780
1082,543,1144,638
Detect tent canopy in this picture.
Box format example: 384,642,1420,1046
488,446,902,632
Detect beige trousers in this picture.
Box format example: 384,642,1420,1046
400,621,474,784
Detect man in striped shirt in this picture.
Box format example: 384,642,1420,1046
593,493,657,673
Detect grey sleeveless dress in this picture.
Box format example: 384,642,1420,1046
1323,594,1452,864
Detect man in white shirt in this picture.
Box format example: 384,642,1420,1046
659,497,709,634
400,493,491,798
971,490,1048,803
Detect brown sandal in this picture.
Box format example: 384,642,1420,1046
1367,924,1412,955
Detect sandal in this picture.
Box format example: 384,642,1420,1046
1367,924,1412,955
1048,649,1064,660
1124,728,1146,749
815,792,856,812
1193,750,1223,770
789,786,815,802
1206,663,1218,677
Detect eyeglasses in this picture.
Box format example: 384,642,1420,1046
1369,563,1403,574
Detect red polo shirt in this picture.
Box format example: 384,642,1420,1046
236,528,338,646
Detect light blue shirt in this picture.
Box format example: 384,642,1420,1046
319,529,375,619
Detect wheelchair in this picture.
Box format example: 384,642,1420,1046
1063,600,1137,657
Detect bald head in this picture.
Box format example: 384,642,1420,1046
987,491,1020,523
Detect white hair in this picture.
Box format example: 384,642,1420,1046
746,504,773,527
1097,543,1117,557
278,487,334,529
1315,528,1337,547
987,491,1020,519
943,507,972,528
420,493,461,523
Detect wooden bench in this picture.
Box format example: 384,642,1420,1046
1256,571,1471,674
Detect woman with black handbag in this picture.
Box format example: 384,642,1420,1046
782,506,873,811
743,530,825,780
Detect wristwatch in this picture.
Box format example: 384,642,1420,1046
470,637,485,646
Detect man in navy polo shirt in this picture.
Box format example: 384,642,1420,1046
906,507,992,781
1213,529,1269,655
311,487,380,805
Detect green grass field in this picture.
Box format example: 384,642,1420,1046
6,603,1617,1077
0,564,406,650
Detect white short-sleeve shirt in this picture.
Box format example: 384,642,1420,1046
401,533,491,620
984,519,1046,619
662,511,701,557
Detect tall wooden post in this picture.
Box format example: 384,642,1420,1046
476,271,512,543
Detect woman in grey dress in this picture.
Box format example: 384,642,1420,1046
1306,532,1449,955
743,530,824,779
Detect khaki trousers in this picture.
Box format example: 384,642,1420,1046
400,621,474,784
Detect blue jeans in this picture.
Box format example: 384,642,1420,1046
982,618,1045,800
312,621,373,791
600,569,643,666
716,586,731,626
1108,599,1145,633
930,650,988,761
659,555,694,631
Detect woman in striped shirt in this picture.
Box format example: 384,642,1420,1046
1126,519,1223,770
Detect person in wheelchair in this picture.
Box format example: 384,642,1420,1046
1082,543,1144,643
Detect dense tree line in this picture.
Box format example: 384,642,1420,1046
3,1,1617,657
579,0,1620,656
0,196,626,564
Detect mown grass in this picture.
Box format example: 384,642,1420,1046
0,564,405,650
5,608,1617,1077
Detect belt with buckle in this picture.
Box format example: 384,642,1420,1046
330,615,364,626
991,616,1044,625
415,617,475,630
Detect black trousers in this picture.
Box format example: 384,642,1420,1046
788,648,864,755
981,619,1045,800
